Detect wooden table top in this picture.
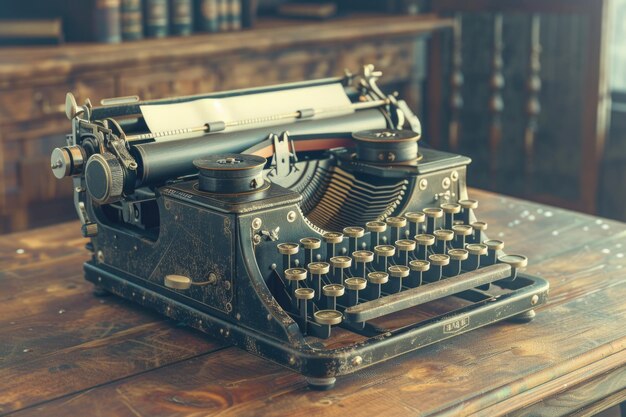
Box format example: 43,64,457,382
1,189,625,416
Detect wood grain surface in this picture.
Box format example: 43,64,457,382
1,189,625,416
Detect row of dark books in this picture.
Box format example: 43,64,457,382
105,0,246,43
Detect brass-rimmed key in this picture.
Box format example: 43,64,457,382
314,309,343,328
277,242,299,272
465,243,488,270
284,268,307,307
498,254,528,280
344,226,365,254
469,221,488,244
294,287,315,334
405,211,426,237
353,250,375,279
322,283,345,310
408,259,430,287
423,208,444,234
300,237,321,265
330,256,352,285
459,199,478,224
367,271,389,299
323,232,343,260
366,221,387,249
345,277,367,306
484,239,504,265
374,245,395,272
414,233,436,260
388,265,410,293
444,249,468,277
308,262,330,301
452,224,473,248
425,254,450,281
386,216,407,244
441,203,461,229
395,239,416,266
434,229,455,253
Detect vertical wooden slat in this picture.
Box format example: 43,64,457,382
524,14,542,191
488,13,505,186
448,14,463,152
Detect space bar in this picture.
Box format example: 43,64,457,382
343,263,511,323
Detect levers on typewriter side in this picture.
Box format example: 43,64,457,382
50,70,548,390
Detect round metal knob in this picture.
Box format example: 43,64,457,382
368,271,389,284
314,309,343,325
409,260,430,272
395,239,416,252
405,212,426,223
343,226,365,238
440,203,461,214
429,254,450,266
329,256,352,269
388,265,410,278
423,208,444,218
285,268,307,281
499,254,528,269
322,284,345,297
294,287,315,300
345,277,367,291
386,216,407,228
485,239,505,251
85,152,125,204
459,199,478,210
471,221,488,231
414,234,436,246
352,250,374,263
374,245,395,257
323,232,344,244
466,243,488,256
366,221,387,233
299,237,321,250
448,249,469,261
434,229,455,241
308,262,330,275
452,224,473,236
164,274,192,290
277,242,299,255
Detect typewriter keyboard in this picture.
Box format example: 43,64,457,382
265,199,528,340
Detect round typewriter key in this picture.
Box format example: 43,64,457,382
294,287,315,300
323,232,343,244
484,239,505,251
434,229,455,241
368,271,389,284
322,284,345,298
386,216,407,228
498,254,528,269
414,234,436,246
395,239,416,251
374,245,396,257
330,256,352,269
314,310,343,325
388,265,410,278
409,260,430,272
308,262,330,275
405,211,426,223
452,224,473,236
343,226,365,238
448,249,469,261
164,274,192,290
429,254,450,266
471,221,488,231
366,221,387,233
441,203,461,214
284,268,307,281
466,243,488,256
300,237,321,250
345,277,367,291
423,208,444,218
458,199,478,210
352,250,374,263
277,243,299,255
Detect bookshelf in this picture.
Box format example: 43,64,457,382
0,13,453,233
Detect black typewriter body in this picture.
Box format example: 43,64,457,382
52,66,549,389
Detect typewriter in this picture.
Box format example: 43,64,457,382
51,65,548,389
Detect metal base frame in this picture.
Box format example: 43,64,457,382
85,262,549,388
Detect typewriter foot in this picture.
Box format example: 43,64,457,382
92,285,111,297
306,376,336,391
508,309,536,323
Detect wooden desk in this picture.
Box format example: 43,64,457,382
1,190,625,416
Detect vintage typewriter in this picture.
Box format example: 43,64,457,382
51,65,548,389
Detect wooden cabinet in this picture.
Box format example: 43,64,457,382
0,14,453,233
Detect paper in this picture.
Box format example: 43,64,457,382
140,83,353,141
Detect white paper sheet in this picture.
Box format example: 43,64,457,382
140,83,353,141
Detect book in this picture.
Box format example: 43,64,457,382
121,0,143,40
95,0,122,43
144,0,169,37
170,0,193,35
0,18,63,45
276,3,337,20
217,0,229,31
196,0,219,32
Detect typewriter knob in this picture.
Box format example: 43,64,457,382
466,243,488,256
294,287,315,300
323,232,344,244
345,277,367,291
471,221,488,231
448,249,469,261
374,244,396,257
330,256,352,269
429,254,450,267
459,199,479,210
352,250,374,263
440,203,461,214
366,221,387,233
314,310,343,326
277,243,299,255
423,208,444,218
285,268,308,281
51,145,85,179
300,237,321,250
368,271,389,284
164,274,192,290
499,254,528,269
386,216,407,228
343,227,365,239
308,262,331,276
409,260,430,272
85,152,125,204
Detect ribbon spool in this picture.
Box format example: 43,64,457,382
352,129,420,164
194,154,267,194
